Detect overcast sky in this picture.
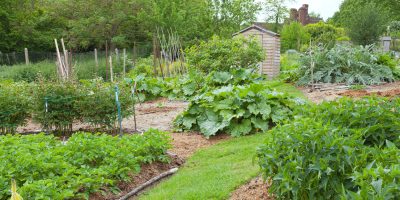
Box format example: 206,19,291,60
257,0,344,21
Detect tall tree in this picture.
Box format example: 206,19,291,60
264,0,293,33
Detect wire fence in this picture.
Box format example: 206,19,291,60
0,42,153,66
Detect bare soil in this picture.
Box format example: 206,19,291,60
17,98,188,133
230,176,274,200
300,81,400,103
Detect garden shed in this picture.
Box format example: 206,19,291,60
233,23,281,79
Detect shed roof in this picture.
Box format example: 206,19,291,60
233,23,280,37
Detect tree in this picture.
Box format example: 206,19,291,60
281,22,310,52
346,3,386,45
264,0,293,33
305,22,347,48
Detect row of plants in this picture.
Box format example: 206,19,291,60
257,97,400,199
280,44,400,86
0,129,171,199
174,83,305,137
0,80,135,134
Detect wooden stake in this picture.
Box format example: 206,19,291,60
61,38,69,78
54,39,66,79
106,40,109,81
95,48,98,75
24,48,29,65
123,48,126,77
109,56,114,82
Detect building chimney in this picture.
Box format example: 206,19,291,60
298,6,307,25
290,8,298,22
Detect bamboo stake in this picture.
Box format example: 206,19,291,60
54,39,66,79
61,38,69,78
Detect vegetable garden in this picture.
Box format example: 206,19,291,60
2,16,400,200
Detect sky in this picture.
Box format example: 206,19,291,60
257,0,344,21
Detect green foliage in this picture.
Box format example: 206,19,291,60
130,74,166,101
128,56,154,76
186,36,264,73
304,22,347,47
257,97,400,199
298,44,394,85
279,51,301,82
346,3,387,45
33,82,80,134
0,129,171,199
0,61,57,82
174,83,304,137
377,54,400,79
281,22,310,52
76,79,134,129
0,82,31,134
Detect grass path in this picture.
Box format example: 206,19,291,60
139,133,266,200
138,81,306,200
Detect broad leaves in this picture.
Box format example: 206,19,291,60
175,83,304,137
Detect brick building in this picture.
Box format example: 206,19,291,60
289,4,322,25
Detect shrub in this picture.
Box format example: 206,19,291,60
304,22,347,48
281,22,310,52
32,82,80,134
298,44,394,85
0,82,31,134
279,52,301,82
185,36,264,73
174,83,305,137
0,129,171,199
76,79,134,130
257,97,400,199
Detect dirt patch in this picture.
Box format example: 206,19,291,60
170,132,231,160
17,98,188,133
339,88,400,98
300,81,400,103
230,176,273,200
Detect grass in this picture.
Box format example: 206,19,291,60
266,80,307,99
139,133,266,200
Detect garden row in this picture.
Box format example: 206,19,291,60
0,129,171,199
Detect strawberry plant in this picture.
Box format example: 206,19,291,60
175,83,305,137
0,129,171,199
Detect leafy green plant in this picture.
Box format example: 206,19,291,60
76,79,134,130
0,129,171,199
257,97,400,199
185,35,264,73
32,82,80,134
175,83,305,137
0,82,31,134
298,44,394,85
279,52,301,82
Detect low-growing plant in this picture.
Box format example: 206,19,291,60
0,82,32,134
0,129,171,199
175,83,305,137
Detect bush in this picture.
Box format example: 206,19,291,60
281,22,310,52
185,36,264,73
33,82,81,134
76,79,134,130
298,44,394,85
0,82,31,134
279,52,301,82
174,83,305,137
0,129,171,199
304,22,347,48
257,97,400,199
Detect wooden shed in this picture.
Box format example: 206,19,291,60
233,24,281,79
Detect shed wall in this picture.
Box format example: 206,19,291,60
238,29,280,79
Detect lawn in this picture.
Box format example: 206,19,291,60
139,133,266,200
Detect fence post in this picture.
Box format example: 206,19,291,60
24,48,30,65
94,48,98,75
109,56,114,82
106,40,109,81
123,48,126,77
